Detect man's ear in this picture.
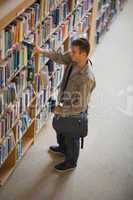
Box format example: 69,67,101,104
82,52,87,57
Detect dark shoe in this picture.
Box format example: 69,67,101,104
55,161,76,173
49,146,65,156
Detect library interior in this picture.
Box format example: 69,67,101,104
0,0,133,200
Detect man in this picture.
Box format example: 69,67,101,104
34,38,96,172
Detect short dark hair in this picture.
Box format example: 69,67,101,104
71,38,90,56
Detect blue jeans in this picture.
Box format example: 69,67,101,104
56,133,80,165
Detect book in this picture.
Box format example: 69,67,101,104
16,140,22,161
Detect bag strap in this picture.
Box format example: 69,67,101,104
81,137,84,149
62,65,73,92
88,59,92,67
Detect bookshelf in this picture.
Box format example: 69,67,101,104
95,0,127,45
0,0,126,185
0,0,36,31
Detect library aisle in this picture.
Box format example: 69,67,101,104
0,0,133,200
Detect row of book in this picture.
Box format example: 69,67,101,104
69,0,92,32
0,112,31,165
16,113,31,142
36,105,49,133
38,18,69,50
0,85,34,140
0,131,15,166
0,69,28,113
0,3,40,60
50,64,64,93
36,96,57,133
16,113,31,161
36,89,47,116
41,0,75,19
40,0,69,44
0,45,28,89
36,59,63,92
35,58,63,130
96,0,112,44
96,0,126,44
34,0,93,53
0,42,36,90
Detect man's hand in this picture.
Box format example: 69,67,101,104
54,105,63,115
33,45,42,55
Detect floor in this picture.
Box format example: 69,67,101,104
0,1,133,200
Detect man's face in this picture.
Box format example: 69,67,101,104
70,46,86,63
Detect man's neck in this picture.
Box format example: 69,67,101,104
77,58,88,69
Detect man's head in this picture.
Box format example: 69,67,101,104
70,38,90,63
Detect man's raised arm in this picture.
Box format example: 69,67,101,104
33,46,72,66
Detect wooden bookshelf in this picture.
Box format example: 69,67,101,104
0,0,36,31
89,0,98,55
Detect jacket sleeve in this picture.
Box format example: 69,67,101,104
42,50,72,65
61,75,95,116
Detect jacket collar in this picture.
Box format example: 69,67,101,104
80,63,89,74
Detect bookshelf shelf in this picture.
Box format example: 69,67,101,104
0,0,36,31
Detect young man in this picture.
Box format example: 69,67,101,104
34,38,96,172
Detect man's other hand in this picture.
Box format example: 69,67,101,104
33,46,42,55
54,105,63,115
